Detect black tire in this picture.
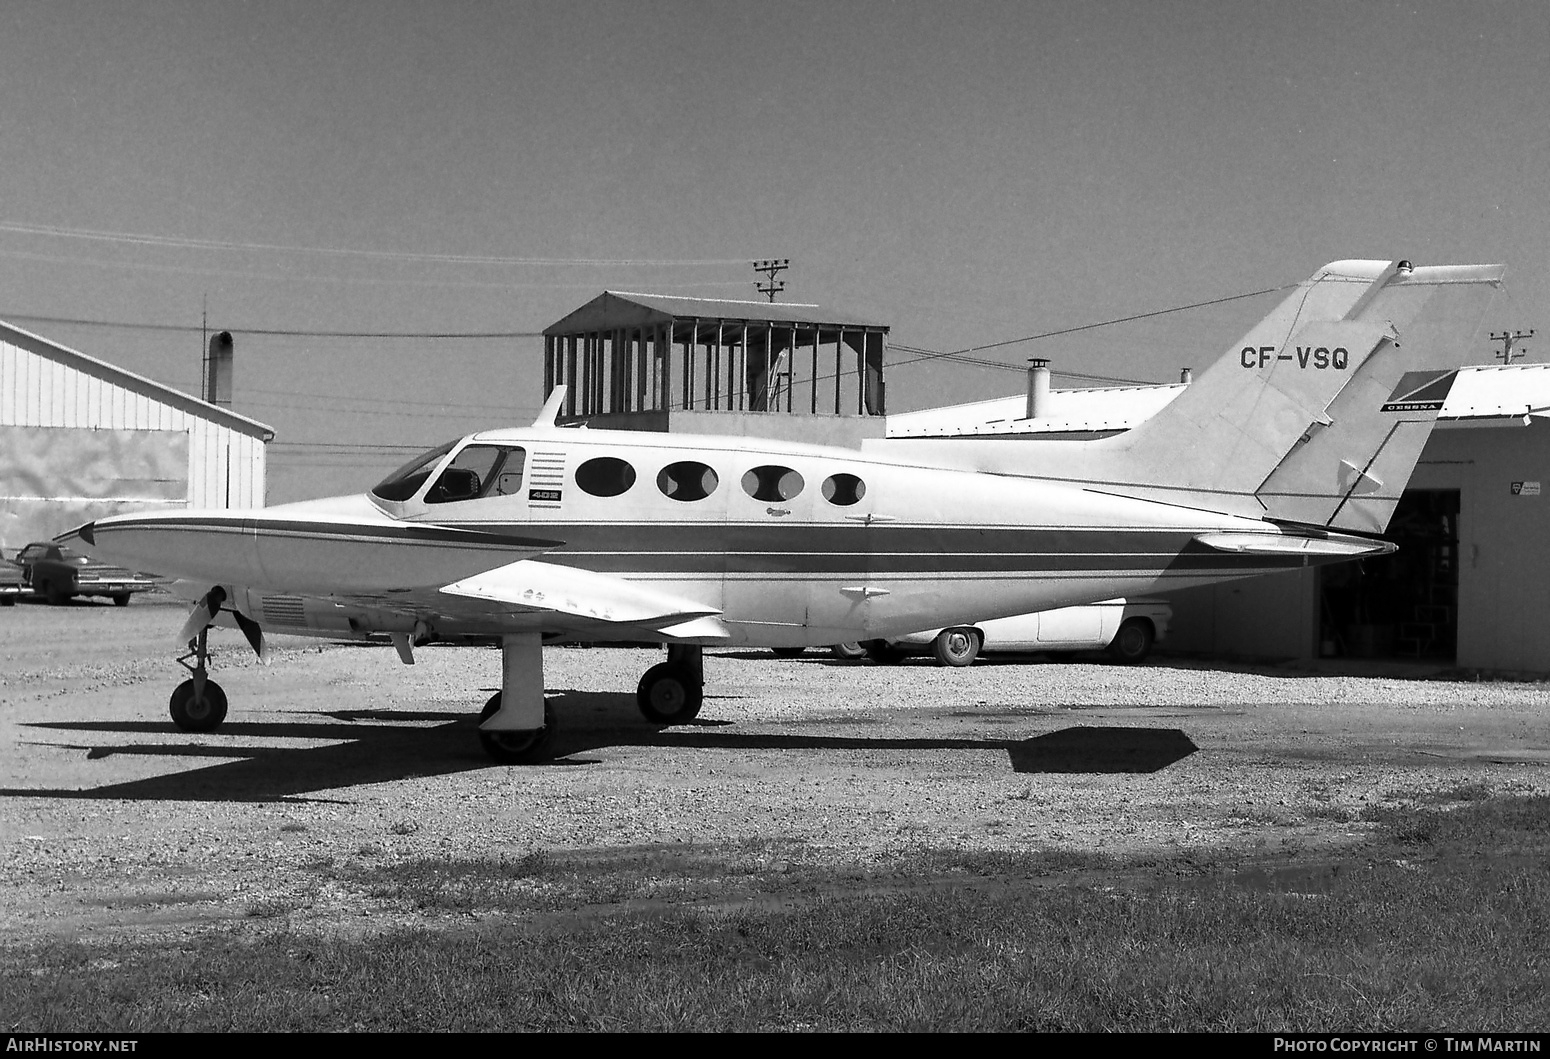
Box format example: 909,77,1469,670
112,594,130,607
863,639,907,665
169,678,228,732
932,627,981,667
636,661,703,724
830,642,867,661
39,579,69,606
477,692,555,765
0,597,13,607
1106,618,1155,664
771,646,806,658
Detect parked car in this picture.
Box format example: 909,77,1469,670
858,599,1172,667
768,642,869,660
11,541,159,606
0,551,27,606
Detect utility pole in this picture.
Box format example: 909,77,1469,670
753,259,789,302
1489,329,1535,365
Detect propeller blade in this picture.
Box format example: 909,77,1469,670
231,608,270,665
175,586,227,646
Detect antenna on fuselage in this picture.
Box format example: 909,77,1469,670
532,385,568,429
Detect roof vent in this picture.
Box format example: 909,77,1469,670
1025,359,1051,419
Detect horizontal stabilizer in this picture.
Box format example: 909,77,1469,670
1193,531,1395,559
440,559,723,629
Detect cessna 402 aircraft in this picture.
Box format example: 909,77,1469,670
62,259,1503,763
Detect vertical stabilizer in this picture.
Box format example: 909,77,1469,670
875,260,1504,523
1254,265,1503,531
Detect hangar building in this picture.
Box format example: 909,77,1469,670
888,362,1550,675
0,319,272,555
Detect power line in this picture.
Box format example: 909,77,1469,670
0,310,544,339
889,344,1155,386
242,385,536,413
887,285,1289,371
0,246,756,291
0,221,755,267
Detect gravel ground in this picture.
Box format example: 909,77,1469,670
2,599,1548,940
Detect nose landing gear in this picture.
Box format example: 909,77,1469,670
170,627,228,732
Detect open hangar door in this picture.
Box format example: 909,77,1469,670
1317,489,1460,661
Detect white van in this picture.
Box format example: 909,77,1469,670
855,598,1171,667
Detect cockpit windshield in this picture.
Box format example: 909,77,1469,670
370,440,529,505
370,440,459,502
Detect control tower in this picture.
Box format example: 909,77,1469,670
543,292,889,446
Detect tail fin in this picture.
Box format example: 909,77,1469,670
1254,264,1504,531
879,259,1504,524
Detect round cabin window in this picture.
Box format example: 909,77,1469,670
575,456,637,498
741,465,804,502
657,461,719,502
821,473,866,506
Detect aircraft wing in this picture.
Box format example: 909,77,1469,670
222,557,731,648
438,559,727,636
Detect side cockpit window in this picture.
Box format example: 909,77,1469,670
426,445,527,504
371,440,459,502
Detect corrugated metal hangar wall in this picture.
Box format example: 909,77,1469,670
0,320,272,553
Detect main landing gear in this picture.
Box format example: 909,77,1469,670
636,644,704,725
477,641,705,764
160,619,711,766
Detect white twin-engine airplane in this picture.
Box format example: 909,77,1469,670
61,259,1504,763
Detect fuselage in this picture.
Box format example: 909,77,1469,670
71,423,1389,648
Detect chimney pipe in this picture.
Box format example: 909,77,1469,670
1025,358,1051,419
204,331,234,407
1180,367,1193,384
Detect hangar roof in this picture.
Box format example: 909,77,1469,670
886,382,1186,437
544,291,888,335
0,318,274,441
886,364,1550,438
1444,363,1550,422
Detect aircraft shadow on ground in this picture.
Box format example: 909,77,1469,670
1,692,1197,803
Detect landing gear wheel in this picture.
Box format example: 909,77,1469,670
636,662,703,725
932,627,981,667
863,639,906,665
169,678,228,732
831,642,867,661
478,692,555,765
770,646,806,658
1106,618,1155,664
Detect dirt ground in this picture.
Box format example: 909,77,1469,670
3,598,1548,941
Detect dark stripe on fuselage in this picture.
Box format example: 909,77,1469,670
425,520,1324,576
105,516,564,551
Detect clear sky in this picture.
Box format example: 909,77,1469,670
2,0,1546,502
